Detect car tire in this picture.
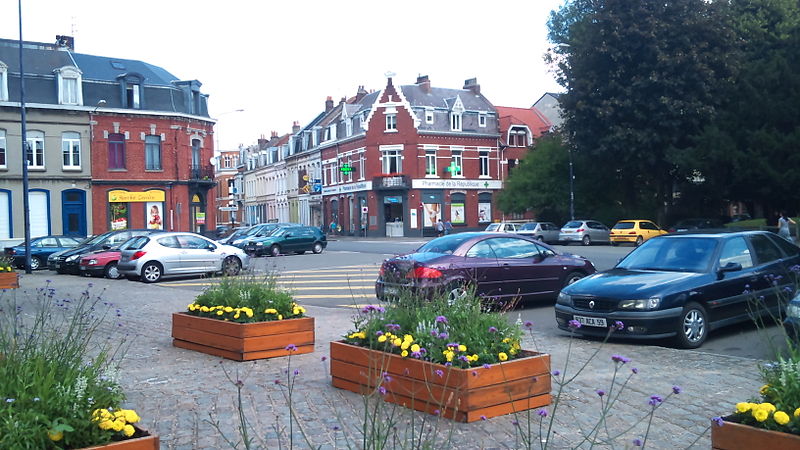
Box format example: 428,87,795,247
140,262,163,283
270,245,281,257
635,236,644,246
29,256,41,270
312,242,324,254
222,256,242,277
582,235,591,246
536,235,544,242
104,262,122,280
674,301,708,349
563,271,586,287
446,282,469,306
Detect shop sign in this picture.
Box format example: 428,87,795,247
108,190,166,203
322,181,373,196
411,179,502,190
196,212,206,225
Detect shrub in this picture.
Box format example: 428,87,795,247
188,273,305,323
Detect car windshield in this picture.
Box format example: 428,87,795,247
617,237,718,272
485,224,500,232
614,222,635,229
416,234,472,254
519,223,538,230
84,232,115,245
563,221,582,228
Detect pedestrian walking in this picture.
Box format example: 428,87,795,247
435,219,445,237
778,212,796,242
444,220,453,235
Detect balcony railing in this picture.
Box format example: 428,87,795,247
189,164,215,181
373,175,410,190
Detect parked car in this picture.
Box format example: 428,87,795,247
229,222,302,249
79,249,123,279
47,229,162,274
4,235,84,270
668,218,724,233
375,232,596,304
217,226,253,245
117,232,249,283
610,220,667,247
559,220,611,246
516,222,560,243
484,222,519,233
556,231,800,348
244,226,327,257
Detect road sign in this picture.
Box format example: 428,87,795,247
220,206,238,211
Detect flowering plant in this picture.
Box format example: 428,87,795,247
0,255,14,272
343,292,523,367
188,274,306,323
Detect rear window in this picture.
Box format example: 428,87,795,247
416,234,472,254
768,234,800,257
122,236,150,250
485,224,500,232
519,223,538,231
563,221,582,229
614,222,635,229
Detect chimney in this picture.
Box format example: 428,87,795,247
340,96,346,105
55,35,74,50
416,74,431,93
292,121,301,134
271,131,278,138
257,135,268,148
463,77,480,95
355,85,368,103
325,96,334,112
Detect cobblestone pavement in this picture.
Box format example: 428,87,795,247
8,272,762,449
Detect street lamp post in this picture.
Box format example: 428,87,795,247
568,146,575,220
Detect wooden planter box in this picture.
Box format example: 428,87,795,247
172,313,314,361
329,340,551,422
79,428,159,450
711,418,800,449
0,272,19,289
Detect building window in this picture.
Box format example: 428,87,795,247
26,130,45,169
145,135,162,170
108,133,126,170
0,129,6,168
386,114,397,131
56,66,82,105
346,118,353,137
450,113,462,131
425,108,434,124
425,147,437,176
127,83,141,109
62,132,81,169
509,127,528,147
381,146,403,174
479,150,490,177
0,62,8,102
450,150,463,177
479,113,487,127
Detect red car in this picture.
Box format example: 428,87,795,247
79,250,122,279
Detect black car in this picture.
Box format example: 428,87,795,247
244,226,327,256
556,231,800,348
47,229,163,274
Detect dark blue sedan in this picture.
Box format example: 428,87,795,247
556,231,800,348
4,235,85,270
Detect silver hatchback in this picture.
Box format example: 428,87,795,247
559,220,611,246
117,232,250,283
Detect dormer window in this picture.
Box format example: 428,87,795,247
127,83,141,109
450,113,462,131
0,61,8,102
118,73,144,109
55,66,83,106
425,108,434,124
346,118,353,137
508,126,529,147
479,113,487,127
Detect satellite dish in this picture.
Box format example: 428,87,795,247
209,157,218,166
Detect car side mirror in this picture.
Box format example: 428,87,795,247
207,244,216,251
102,245,111,250
285,233,293,238
717,262,742,278
533,254,545,263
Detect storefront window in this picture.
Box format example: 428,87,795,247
110,203,129,230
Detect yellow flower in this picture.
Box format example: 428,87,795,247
458,344,467,352
498,352,508,361
216,310,224,316
469,354,479,362
234,313,240,319
736,402,752,413
759,403,777,414
760,384,770,396
795,407,800,418
774,411,790,425
400,341,411,350
48,429,64,441
265,308,278,314
123,424,136,437
401,350,409,357
112,419,125,432
445,352,454,362
410,344,421,353
200,306,209,312
99,420,114,430
392,338,402,347
403,334,413,342
245,309,254,318
123,409,140,423
753,408,770,422
378,335,387,343
277,314,283,320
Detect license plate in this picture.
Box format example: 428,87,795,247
79,266,86,271
574,315,607,327
54,263,61,269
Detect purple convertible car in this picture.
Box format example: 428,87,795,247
376,232,596,304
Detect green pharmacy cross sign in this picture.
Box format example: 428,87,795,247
340,163,354,174
446,162,461,173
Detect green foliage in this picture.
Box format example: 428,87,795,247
0,285,130,448
190,273,303,323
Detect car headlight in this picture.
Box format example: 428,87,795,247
87,259,98,265
66,254,80,262
787,303,800,319
619,297,661,310
557,291,572,306
255,242,263,246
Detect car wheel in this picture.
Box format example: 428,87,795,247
563,271,586,287
635,236,644,246
222,256,242,277
446,282,469,306
582,235,591,246
29,256,41,270
140,262,163,283
104,262,122,280
674,301,708,349
270,245,281,257
536,235,544,242
312,242,324,254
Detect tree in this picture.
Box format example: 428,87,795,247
547,0,736,223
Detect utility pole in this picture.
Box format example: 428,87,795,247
19,0,32,274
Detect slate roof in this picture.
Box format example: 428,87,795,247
401,85,493,111
71,53,179,86
496,106,551,138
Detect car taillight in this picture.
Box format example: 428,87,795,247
576,228,585,233
379,265,385,276
131,251,146,260
407,266,443,279
628,231,637,234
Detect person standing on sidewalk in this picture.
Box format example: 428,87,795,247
778,212,796,242
435,219,445,237
444,220,453,235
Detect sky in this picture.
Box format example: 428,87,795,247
1,0,566,152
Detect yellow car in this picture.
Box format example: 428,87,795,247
610,220,667,246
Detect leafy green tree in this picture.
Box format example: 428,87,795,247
547,0,736,223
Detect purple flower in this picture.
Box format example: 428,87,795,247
488,326,498,333
332,425,341,431
648,395,663,406
552,370,560,376
361,304,385,314
430,330,438,337
458,355,469,363
293,369,299,376
568,319,582,329
633,438,643,446
596,389,605,397
524,320,534,328
375,330,384,337
444,362,452,367
433,409,440,416
614,321,624,330
480,415,487,421
285,344,297,352
378,386,387,395
435,369,444,378
438,332,449,339
483,363,491,369
611,354,631,364
472,370,478,377
537,409,548,417
321,356,327,362
386,323,401,332
512,420,520,427
631,367,639,374
411,351,422,358
274,379,281,385
672,385,682,394
712,416,725,427
383,372,392,383
435,315,448,324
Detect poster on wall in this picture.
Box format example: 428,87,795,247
146,202,164,230
195,212,206,225
450,203,465,225
478,202,492,223
422,203,440,227
110,203,128,230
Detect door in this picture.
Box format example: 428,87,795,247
29,190,49,238
543,223,560,242
588,221,610,243
487,237,555,301
177,234,216,273
749,234,791,315
704,236,757,323
154,236,183,273
463,239,503,298
62,189,87,237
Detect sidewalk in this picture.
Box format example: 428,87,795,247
11,273,760,449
